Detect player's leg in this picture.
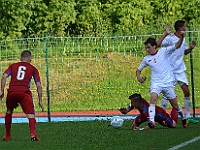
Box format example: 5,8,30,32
26,114,40,141
3,109,13,141
148,92,159,127
169,98,188,128
178,74,199,123
181,83,190,118
168,98,183,118
3,92,18,141
170,108,178,123
20,92,40,141
161,96,168,110
161,76,177,110
181,84,199,123
180,82,192,120
156,112,176,128
163,85,187,128
148,87,162,127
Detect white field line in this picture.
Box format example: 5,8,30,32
168,136,200,150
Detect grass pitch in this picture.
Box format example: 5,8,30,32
0,118,200,150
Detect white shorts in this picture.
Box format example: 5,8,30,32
150,83,176,100
173,72,189,86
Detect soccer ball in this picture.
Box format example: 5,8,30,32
110,116,124,128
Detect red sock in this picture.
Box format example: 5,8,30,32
29,118,36,137
5,113,12,136
171,108,178,123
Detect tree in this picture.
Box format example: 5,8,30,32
45,0,77,36
22,0,48,37
182,0,200,30
75,0,109,36
0,0,30,39
103,0,154,35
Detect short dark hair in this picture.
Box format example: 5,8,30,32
128,93,143,104
21,50,31,58
174,20,185,31
144,38,157,47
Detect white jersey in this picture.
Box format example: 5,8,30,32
161,34,188,73
138,45,176,87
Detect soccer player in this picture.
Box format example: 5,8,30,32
119,93,178,130
158,20,199,123
0,50,44,141
136,31,187,128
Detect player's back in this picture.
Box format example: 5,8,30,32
5,62,39,91
140,99,150,117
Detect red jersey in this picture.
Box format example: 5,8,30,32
138,99,166,118
4,62,41,91
134,99,173,127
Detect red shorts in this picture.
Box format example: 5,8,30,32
6,90,35,114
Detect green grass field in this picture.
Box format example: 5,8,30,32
0,118,200,150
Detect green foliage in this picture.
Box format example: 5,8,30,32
75,0,103,35
182,0,200,30
0,0,29,39
23,0,48,37
104,0,154,35
150,0,184,33
45,0,77,36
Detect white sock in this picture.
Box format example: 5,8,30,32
161,96,168,110
148,104,155,122
176,105,184,120
184,97,191,118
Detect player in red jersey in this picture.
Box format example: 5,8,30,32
0,50,44,141
119,93,178,130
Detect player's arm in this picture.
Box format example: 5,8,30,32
136,69,146,83
175,31,185,48
0,73,8,100
33,68,44,111
133,123,152,130
156,24,171,48
119,104,134,114
36,82,44,111
132,119,150,131
184,41,196,55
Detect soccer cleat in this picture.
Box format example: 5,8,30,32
187,118,199,124
2,135,10,141
147,121,155,129
182,119,188,128
31,136,40,141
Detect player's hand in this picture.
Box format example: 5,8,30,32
0,91,4,100
180,31,186,37
165,24,171,35
190,41,196,49
133,126,140,130
119,108,128,114
137,76,146,83
39,101,44,112
132,121,144,130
